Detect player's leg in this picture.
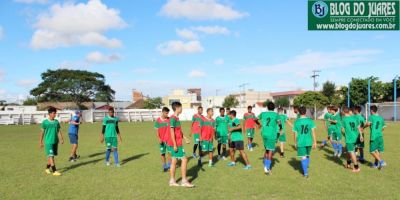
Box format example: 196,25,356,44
300,156,308,177
227,142,236,166
169,157,178,186
180,157,194,187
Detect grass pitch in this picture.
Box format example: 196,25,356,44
1,121,399,199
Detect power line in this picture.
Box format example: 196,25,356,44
311,70,321,91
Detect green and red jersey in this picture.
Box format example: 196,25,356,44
191,113,204,134
243,112,256,129
154,117,170,142
200,117,215,141
168,115,183,146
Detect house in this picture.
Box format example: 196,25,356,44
271,90,305,105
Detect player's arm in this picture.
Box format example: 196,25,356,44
229,123,241,132
39,129,44,148
277,119,283,134
58,128,64,145
293,130,297,150
116,121,122,143
182,130,190,144
311,128,317,149
358,126,364,142
170,127,178,151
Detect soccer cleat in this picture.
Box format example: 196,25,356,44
217,155,222,160
222,156,227,160
208,161,213,167
243,165,252,170
52,171,61,176
68,157,75,162
352,168,361,173
250,148,254,152
197,159,202,167
192,153,197,159
370,163,379,169
115,164,121,168
169,180,179,187
180,181,195,188
227,162,236,167
106,161,111,166
280,153,284,158
344,164,352,169
45,169,51,174
303,174,309,178
264,167,271,175
379,161,387,170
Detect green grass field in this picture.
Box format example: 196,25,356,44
1,121,399,200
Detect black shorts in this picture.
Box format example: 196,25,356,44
230,141,244,150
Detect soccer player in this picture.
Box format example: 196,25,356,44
68,110,81,162
277,107,293,158
191,106,204,158
40,107,64,176
341,107,362,172
293,106,300,119
168,102,193,187
321,106,333,148
199,108,216,167
154,107,171,172
329,106,343,157
292,106,317,178
353,105,366,163
216,107,229,160
257,102,282,175
364,105,386,169
243,105,257,151
227,110,252,170
100,108,122,167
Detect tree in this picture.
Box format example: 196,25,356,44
346,77,386,106
223,95,239,108
321,81,336,102
142,97,163,109
274,97,290,107
30,69,115,108
23,97,38,105
293,91,330,109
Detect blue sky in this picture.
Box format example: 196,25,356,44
0,0,399,102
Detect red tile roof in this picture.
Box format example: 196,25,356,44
271,90,305,97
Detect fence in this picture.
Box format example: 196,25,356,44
366,102,400,121
0,107,330,125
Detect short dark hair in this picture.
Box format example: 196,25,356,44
171,101,182,111
207,108,213,113
331,106,338,112
48,107,57,114
226,107,230,110
278,107,284,112
293,106,299,110
162,107,170,112
370,105,378,113
299,106,307,115
198,106,203,110
230,110,237,117
247,105,252,109
108,107,115,112
342,106,350,113
354,105,362,113
219,107,225,112
267,102,275,111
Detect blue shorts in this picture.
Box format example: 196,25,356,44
69,134,78,144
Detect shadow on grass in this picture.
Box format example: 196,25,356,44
324,154,344,166
288,158,303,175
62,158,103,172
185,161,205,183
121,153,149,165
87,152,104,158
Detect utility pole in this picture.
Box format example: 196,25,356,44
238,83,249,108
311,70,321,119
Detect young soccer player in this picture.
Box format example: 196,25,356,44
321,106,333,148
216,107,229,160
329,106,343,157
68,110,81,162
243,106,257,151
353,105,366,163
364,105,386,169
227,110,252,170
341,107,362,172
40,107,64,176
292,106,317,178
293,106,300,119
199,108,216,167
168,102,193,187
277,107,293,158
154,107,171,172
257,102,282,175
191,107,204,158
100,108,122,167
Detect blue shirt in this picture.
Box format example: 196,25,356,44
68,115,80,135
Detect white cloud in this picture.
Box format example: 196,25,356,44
31,0,127,49
85,51,121,64
0,26,3,40
189,69,206,78
176,28,198,40
157,40,204,55
192,25,230,35
16,79,38,88
214,58,224,65
14,0,49,4
132,68,156,74
240,49,382,76
160,0,247,20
